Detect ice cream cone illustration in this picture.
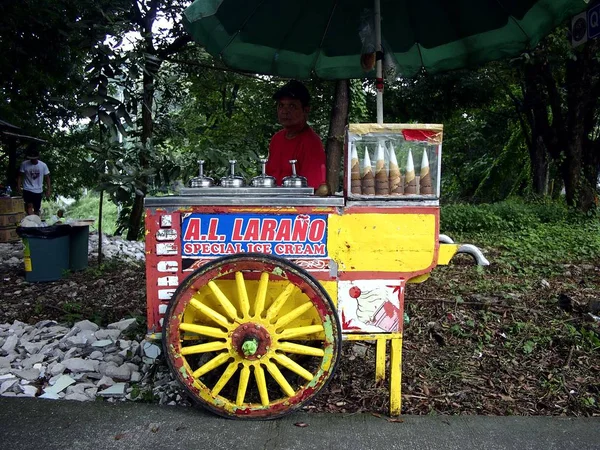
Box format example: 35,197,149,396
350,142,362,194
375,142,389,195
388,143,402,195
404,149,417,194
420,150,433,195
361,147,375,195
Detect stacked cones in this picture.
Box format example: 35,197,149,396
388,143,402,195
350,143,362,194
420,150,433,195
404,149,417,194
375,142,389,195
361,147,375,195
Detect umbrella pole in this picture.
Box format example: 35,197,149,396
375,0,383,124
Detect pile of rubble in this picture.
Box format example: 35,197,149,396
88,234,145,262
0,242,22,268
0,233,145,269
0,318,188,406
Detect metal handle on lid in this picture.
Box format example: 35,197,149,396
289,159,298,177
259,158,268,176
229,160,237,177
197,160,205,178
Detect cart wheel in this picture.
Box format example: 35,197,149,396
163,253,341,419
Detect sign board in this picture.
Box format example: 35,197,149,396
572,3,600,47
589,2,600,39
180,213,329,271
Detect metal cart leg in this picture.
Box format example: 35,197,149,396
375,338,386,383
389,337,403,416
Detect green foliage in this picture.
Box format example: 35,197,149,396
441,200,600,276
441,199,575,233
42,193,118,235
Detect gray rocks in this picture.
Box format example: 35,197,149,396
62,358,99,373
108,318,137,332
0,319,186,407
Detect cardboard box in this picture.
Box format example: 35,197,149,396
0,226,19,243
0,197,24,214
0,212,24,227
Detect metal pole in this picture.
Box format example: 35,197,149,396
375,0,383,124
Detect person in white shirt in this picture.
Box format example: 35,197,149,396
17,146,51,215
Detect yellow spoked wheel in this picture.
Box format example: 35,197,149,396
163,253,341,419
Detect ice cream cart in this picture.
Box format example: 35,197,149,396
144,123,487,419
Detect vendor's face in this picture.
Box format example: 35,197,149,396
277,97,308,129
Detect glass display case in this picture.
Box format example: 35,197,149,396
345,124,443,200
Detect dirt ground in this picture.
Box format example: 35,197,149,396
1,254,598,417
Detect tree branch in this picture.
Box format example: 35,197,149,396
157,34,192,59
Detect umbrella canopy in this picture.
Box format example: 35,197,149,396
183,0,588,79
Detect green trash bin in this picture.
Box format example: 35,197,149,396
18,225,71,282
69,225,90,271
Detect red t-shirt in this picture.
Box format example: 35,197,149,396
266,127,326,189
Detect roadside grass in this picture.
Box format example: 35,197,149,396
318,200,600,416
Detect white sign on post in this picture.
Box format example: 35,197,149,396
572,3,600,47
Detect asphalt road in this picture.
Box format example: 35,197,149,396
0,398,599,450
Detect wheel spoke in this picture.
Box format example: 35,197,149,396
235,272,250,318
277,341,325,357
192,352,230,378
272,353,314,381
265,283,296,323
265,360,295,397
253,272,269,318
181,341,228,356
275,302,314,329
207,280,239,320
278,324,324,340
236,365,250,406
179,323,227,339
254,364,269,406
212,362,239,396
190,296,231,328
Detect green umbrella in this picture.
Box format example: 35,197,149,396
183,0,588,79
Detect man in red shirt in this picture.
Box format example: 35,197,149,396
266,80,327,193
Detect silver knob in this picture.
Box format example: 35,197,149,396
259,159,268,176
289,159,298,176
197,160,205,177
229,160,237,177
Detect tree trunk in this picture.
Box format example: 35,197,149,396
522,63,553,197
325,80,350,195
561,41,599,212
98,189,104,266
126,68,154,241
7,138,17,190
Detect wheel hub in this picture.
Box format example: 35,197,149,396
231,322,271,360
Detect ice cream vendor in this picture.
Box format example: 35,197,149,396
266,80,328,193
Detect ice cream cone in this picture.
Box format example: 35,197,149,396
350,142,362,194
420,150,433,195
404,149,417,194
375,142,389,195
388,143,402,195
361,147,375,195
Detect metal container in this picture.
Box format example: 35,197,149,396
282,159,307,188
189,160,214,188
220,160,246,188
250,159,277,188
